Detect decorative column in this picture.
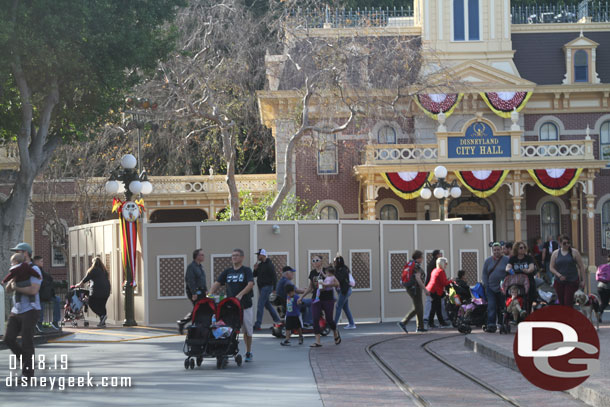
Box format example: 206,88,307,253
512,195,522,243
510,172,524,243
364,179,377,220
570,188,579,248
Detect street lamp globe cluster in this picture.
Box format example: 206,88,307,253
420,165,461,221
104,154,153,200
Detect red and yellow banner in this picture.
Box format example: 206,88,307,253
112,198,145,286
454,170,509,198
382,172,432,200
527,168,583,196
414,93,463,120
479,91,532,118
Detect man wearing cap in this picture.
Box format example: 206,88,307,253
253,249,280,330
3,242,42,380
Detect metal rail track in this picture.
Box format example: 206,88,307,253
365,334,522,407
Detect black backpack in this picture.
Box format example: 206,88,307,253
39,270,55,301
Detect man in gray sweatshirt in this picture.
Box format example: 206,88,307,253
482,242,509,332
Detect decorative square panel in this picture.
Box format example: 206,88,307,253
310,252,331,269
158,257,185,298
390,252,409,291
212,256,233,297
350,251,371,290
267,254,288,283
461,251,478,285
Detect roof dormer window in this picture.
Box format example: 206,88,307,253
563,33,600,84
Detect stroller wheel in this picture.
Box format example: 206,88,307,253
221,357,228,369
280,326,286,338
72,321,77,327
235,354,243,367
184,358,190,370
196,357,203,367
60,321,65,327
320,326,330,336
216,357,223,369
84,321,89,327
189,358,195,369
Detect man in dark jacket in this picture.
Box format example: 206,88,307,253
253,249,280,330
177,249,207,334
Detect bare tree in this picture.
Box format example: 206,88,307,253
137,0,275,220
263,1,459,219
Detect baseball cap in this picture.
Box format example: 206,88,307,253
282,266,296,273
255,249,267,256
10,242,33,255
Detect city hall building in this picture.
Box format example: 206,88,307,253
258,1,610,267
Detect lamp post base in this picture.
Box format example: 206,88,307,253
123,283,138,327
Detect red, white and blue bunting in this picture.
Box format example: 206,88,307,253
382,172,432,200
414,93,463,120
527,168,583,196
453,170,509,198
479,91,532,118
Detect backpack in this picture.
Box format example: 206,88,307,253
597,264,610,282
39,270,55,301
401,261,417,288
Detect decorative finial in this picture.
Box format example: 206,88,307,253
585,124,591,140
209,167,214,176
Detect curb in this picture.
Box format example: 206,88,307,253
0,330,70,351
464,334,610,407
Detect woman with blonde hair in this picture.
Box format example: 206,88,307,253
76,257,111,327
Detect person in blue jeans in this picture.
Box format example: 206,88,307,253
253,249,280,330
333,255,356,329
482,242,510,332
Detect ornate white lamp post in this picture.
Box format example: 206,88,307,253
420,165,461,221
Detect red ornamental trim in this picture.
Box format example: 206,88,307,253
385,172,429,193
416,93,459,114
532,168,578,189
459,170,504,192
484,91,527,112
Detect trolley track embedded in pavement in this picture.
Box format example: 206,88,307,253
366,333,523,407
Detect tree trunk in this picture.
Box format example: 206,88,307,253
221,128,241,221
265,129,302,220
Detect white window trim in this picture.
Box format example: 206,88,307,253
156,254,187,300
539,201,562,243
317,200,344,220
349,249,373,292
598,196,610,249
459,249,480,282
388,250,409,293
451,0,482,42
539,122,559,141
317,132,339,175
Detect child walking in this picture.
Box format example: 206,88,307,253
281,285,304,346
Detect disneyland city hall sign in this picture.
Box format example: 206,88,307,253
448,122,511,158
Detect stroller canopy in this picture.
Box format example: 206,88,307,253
501,273,530,295
191,297,216,324
216,297,243,329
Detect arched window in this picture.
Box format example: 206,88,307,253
378,125,396,144
574,50,588,82
539,122,558,141
600,121,610,162
319,206,338,220
380,204,399,220
541,202,560,243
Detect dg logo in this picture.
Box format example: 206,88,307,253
513,306,600,391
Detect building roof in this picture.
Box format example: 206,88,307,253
512,31,610,85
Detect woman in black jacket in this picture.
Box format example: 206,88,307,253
77,257,111,327
333,255,356,329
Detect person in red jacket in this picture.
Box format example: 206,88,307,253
425,257,450,328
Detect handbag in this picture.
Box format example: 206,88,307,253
349,273,356,287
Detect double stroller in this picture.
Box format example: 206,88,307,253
499,273,531,334
61,286,90,327
183,297,243,370
446,281,488,334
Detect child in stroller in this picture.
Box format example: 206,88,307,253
453,282,488,334
62,286,90,327
499,273,530,334
444,270,471,327
183,296,244,370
